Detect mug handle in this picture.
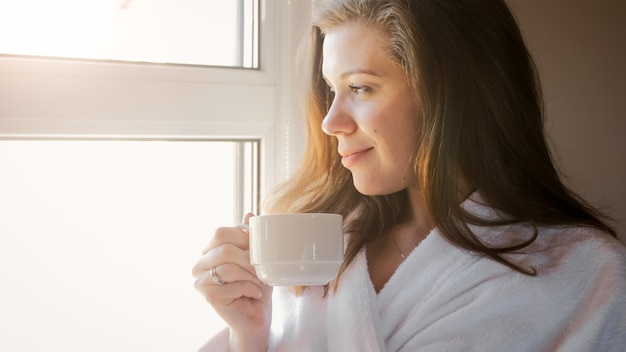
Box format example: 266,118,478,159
235,223,250,231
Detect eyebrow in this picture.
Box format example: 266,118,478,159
340,69,381,78
322,68,383,82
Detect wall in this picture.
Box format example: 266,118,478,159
508,0,626,240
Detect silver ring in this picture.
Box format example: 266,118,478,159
209,266,226,285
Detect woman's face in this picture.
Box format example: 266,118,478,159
322,22,421,196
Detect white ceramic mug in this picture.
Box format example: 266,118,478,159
244,213,344,286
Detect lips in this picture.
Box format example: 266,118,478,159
339,147,373,167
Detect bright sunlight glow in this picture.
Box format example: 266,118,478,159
0,141,236,351
0,0,247,66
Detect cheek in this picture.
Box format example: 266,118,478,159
388,137,418,168
397,103,421,147
365,94,421,148
386,110,420,168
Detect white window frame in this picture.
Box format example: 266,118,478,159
0,0,311,200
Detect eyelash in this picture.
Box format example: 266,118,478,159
349,85,367,94
327,85,369,95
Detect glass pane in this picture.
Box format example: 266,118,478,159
0,140,258,351
0,0,258,68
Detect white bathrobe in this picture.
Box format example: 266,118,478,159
203,196,626,351
200,194,626,352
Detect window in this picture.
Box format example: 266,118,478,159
0,140,257,350
0,0,258,67
0,0,311,350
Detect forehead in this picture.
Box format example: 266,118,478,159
321,22,396,78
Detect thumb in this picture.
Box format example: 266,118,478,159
242,212,255,225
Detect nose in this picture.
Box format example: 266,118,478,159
321,96,356,136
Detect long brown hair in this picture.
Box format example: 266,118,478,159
265,0,616,291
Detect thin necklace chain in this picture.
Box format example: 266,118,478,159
391,235,407,261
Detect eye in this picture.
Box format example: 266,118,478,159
349,85,369,94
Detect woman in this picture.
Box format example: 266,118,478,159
192,0,626,351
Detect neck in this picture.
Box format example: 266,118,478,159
401,186,434,238
365,187,434,293
402,178,474,228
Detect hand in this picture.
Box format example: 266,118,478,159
192,213,273,352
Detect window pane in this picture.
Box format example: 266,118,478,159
0,140,257,351
0,0,258,68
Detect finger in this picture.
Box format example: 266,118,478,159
242,212,255,224
195,262,264,287
218,262,264,286
193,243,257,278
235,213,255,234
235,223,250,233
202,226,250,255
201,281,265,305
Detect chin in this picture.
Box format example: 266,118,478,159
352,173,417,196
352,179,399,197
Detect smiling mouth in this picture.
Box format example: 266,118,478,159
340,147,373,167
